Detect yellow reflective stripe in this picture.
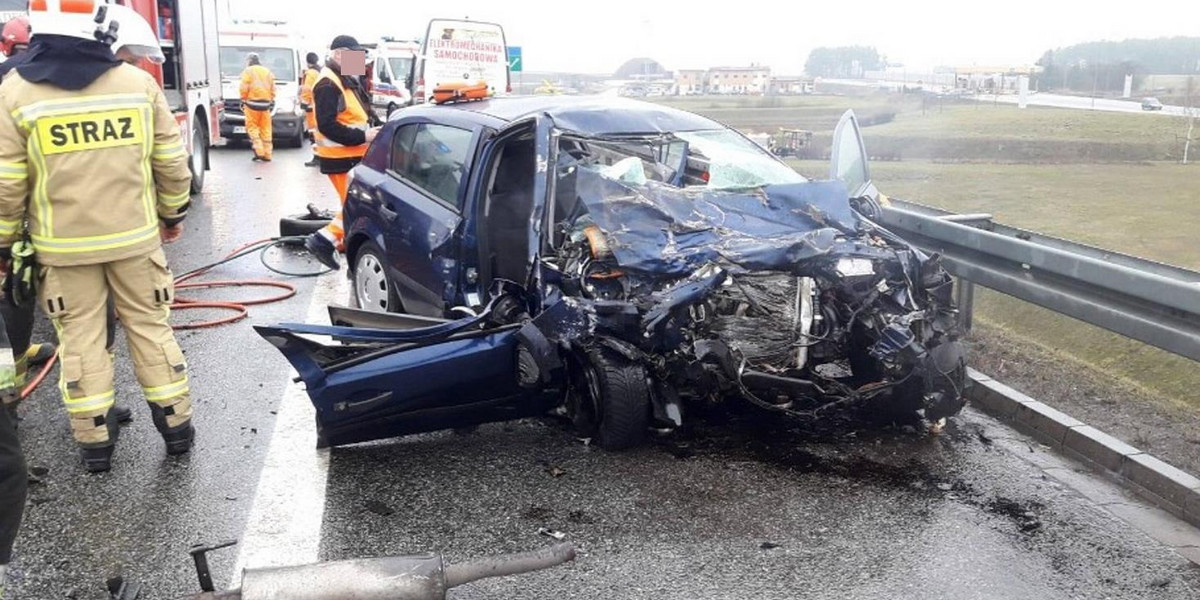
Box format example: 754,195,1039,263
13,93,150,129
140,106,155,224
159,189,190,208
31,223,158,253
144,377,189,402
29,129,51,238
63,390,116,414
0,161,26,179
0,219,18,237
153,141,187,160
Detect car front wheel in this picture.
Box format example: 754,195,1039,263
353,242,400,313
568,348,651,450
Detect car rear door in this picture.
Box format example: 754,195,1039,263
376,116,482,317
256,307,560,448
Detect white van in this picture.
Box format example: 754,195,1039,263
410,19,509,104
217,24,307,147
370,39,420,117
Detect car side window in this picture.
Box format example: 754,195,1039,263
389,123,473,208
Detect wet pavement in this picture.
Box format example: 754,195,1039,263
6,145,1200,599
6,144,342,600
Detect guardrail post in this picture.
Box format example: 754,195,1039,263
956,278,975,332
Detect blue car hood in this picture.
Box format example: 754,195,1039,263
573,169,859,277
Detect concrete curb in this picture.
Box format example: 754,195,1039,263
967,369,1200,528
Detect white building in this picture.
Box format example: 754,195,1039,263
708,66,771,94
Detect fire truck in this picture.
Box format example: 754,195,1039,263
114,0,222,193
0,0,220,192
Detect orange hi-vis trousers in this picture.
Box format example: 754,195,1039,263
317,172,348,251
245,108,273,160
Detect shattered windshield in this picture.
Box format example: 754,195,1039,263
564,129,807,191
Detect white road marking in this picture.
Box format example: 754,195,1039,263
230,272,348,579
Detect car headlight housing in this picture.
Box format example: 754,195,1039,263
275,97,296,115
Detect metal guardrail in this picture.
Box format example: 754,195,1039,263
876,199,1200,363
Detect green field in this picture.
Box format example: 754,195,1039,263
655,94,1195,162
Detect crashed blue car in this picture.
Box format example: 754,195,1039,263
256,97,968,449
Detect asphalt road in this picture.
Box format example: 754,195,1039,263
5,145,1200,599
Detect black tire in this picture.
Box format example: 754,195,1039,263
352,241,401,313
287,131,305,149
279,214,332,237
386,103,398,118
570,349,650,451
189,119,207,195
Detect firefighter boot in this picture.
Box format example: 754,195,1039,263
149,402,194,456
113,404,132,423
77,406,121,473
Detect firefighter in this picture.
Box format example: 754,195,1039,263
304,35,381,270
0,0,195,472
239,52,275,162
301,52,320,167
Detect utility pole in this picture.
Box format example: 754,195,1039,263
1184,76,1195,165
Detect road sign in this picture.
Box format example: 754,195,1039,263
507,46,523,73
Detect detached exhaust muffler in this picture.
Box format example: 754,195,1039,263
165,542,577,600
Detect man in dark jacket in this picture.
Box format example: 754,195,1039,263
304,35,381,270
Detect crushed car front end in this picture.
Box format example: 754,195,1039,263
537,125,968,429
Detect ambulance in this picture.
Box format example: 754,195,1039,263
370,38,418,118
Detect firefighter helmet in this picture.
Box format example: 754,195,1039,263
106,3,164,64
1,15,30,57
26,0,113,43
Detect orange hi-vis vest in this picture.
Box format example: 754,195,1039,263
313,67,369,160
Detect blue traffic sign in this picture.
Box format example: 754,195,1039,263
507,46,523,73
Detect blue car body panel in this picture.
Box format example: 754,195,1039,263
256,322,555,447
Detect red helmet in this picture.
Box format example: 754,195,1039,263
2,16,31,58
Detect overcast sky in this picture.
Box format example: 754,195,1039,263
229,0,1200,75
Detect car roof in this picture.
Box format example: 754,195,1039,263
401,95,726,135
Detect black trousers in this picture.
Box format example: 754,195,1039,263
0,311,25,565
0,297,32,358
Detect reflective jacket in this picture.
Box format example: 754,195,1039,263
300,66,318,109
313,67,368,161
239,64,275,111
0,63,191,266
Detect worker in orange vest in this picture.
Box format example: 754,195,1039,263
300,52,320,167
304,35,381,269
239,53,275,161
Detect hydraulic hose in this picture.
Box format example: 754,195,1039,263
21,236,330,397
169,236,328,330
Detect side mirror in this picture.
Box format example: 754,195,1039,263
379,72,391,84
829,110,878,202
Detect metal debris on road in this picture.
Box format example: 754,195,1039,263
538,527,567,541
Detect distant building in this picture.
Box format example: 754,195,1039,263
953,65,1040,93
768,76,813,95
676,69,707,95
615,57,670,80
707,66,771,94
